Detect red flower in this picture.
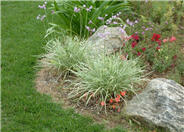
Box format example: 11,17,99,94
163,38,169,43
131,41,137,48
116,94,121,99
101,101,105,106
169,36,176,42
122,43,126,47
171,64,175,68
137,52,141,56
115,94,121,103
142,47,146,52
131,34,139,40
157,40,161,46
112,105,116,109
173,55,177,60
156,46,160,50
115,97,120,103
152,33,161,41
120,91,126,96
109,98,113,104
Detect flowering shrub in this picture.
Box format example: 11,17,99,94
68,54,146,111
118,16,180,73
39,37,87,76
50,1,132,38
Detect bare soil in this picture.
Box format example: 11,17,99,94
35,68,167,132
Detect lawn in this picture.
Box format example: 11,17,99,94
1,2,126,132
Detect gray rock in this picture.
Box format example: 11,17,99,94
124,78,184,132
87,25,128,56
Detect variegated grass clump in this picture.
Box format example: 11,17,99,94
40,37,87,76
68,54,147,107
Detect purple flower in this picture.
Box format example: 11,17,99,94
88,20,92,24
51,10,55,14
74,7,80,12
113,21,118,24
129,22,134,26
40,15,46,21
135,32,138,34
38,4,46,9
92,28,96,32
145,28,149,31
104,25,108,29
112,15,117,19
85,25,90,31
126,19,134,26
36,14,40,20
123,24,127,30
106,18,112,25
98,16,104,21
135,20,138,23
142,32,145,35
119,27,125,34
86,5,93,12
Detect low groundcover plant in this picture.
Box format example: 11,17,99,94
68,54,147,111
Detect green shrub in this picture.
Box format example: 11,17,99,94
68,54,146,106
152,44,176,72
51,0,132,38
40,37,87,76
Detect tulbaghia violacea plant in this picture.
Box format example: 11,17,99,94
51,0,132,38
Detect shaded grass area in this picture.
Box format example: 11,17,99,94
1,2,126,132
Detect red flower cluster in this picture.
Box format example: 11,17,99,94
151,33,163,50
170,36,176,42
152,33,160,41
130,34,139,49
131,34,139,41
103,91,127,112
131,41,137,48
142,47,146,52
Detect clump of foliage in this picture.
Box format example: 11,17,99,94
117,15,180,73
40,37,87,76
50,0,132,38
129,1,184,32
68,54,146,111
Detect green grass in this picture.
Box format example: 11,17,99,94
1,2,127,132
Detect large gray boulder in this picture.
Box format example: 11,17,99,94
124,78,184,132
87,25,128,56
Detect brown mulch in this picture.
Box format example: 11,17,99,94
35,68,153,131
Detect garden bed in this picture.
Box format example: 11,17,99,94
35,67,172,132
